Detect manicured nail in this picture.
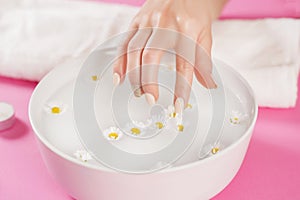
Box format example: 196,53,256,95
134,87,142,97
208,74,217,89
175,97,184,114
205,74,218,89
145,93,155,105
113,73,120,86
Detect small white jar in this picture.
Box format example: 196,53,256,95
0,102,15,131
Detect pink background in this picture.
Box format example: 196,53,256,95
95,0,300,18
0,0,300,199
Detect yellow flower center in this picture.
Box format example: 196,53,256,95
91,75,98,81
170,112,177,118
230,117,239,124
108,132,119,140
51,106,61,114
155,122,164,129
211,147,219,154
177,124,184,132
131,127,141,135
186,103,192,109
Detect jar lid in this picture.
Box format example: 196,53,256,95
0,102,15,131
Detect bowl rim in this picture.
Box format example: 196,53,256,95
28,58,258,174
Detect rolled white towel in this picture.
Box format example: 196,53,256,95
212,19,300,107
0,0,299,108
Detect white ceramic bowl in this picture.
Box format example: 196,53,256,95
29,54,257,199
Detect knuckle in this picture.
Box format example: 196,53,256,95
180,63,194,73
128,73,139,85
143,50,160,63
151,10,163,21
142,51,155,63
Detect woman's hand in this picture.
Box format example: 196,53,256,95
113,0,227,113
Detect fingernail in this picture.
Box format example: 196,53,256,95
175,97,184,114
113,73,120,86
207,74,218,89
145,93,155,105
134,88,143,97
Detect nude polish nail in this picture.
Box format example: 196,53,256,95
113,73,120,86
145,93,155,105
175,97,184,114
133,87,143,97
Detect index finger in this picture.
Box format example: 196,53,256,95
112,25,138,86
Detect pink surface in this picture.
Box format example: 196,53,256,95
92,0,300,18
0,0,299,199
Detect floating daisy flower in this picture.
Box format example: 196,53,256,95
130,127,141,135
186,103,193,109
165,105,179,119
229,110,248,125
211,147,220,154
210,142,223,155
177,124,184,132
124,119,150,137
151,114,167,130
169,112,178,118
198,143,222,159
103,126,123,141
91,75,100,81
175,114,185,132
45,102,67,115
164,105,184,131
155,122,164,129
74,150,92,162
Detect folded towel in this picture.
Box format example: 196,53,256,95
0,0,299,108
212,20,300,108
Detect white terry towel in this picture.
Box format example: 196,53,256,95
212,20,300,108
0,0,299,108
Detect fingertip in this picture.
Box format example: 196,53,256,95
142,84,159,102
175,56,193,112
133,87,143,97
195,71,217,89
175,97,184,114
113,55,127,83
145,93,156,105
113,73,120,86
